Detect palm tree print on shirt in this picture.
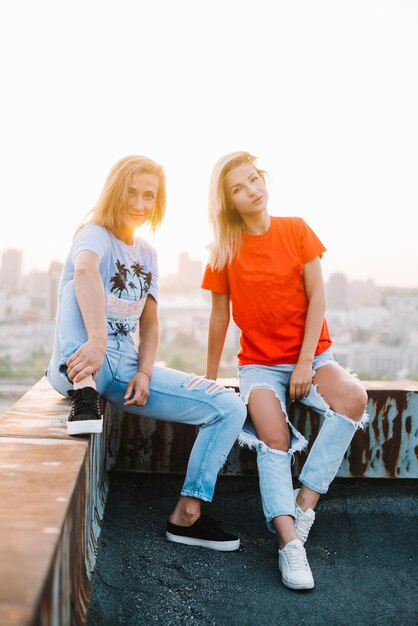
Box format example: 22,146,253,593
131,262,152,298
108,321,130,335
110,259,152,299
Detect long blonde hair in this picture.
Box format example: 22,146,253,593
208,151,266,270
78,155,166,235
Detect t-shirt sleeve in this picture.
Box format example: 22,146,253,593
297,218,326,263
148,246,159,303
201,263,230,295
71,225,110,264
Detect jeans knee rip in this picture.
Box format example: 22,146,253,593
311,368,369,430
238,385,308,453
311,355,339,377
241,383,281,407
312,382,369,431
323,404,370,431
184,374,230,396
238,430,307,455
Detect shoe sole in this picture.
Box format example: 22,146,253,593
67,418,103,435
166,531,240,551
282,576,315,590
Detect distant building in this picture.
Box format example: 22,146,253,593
326,273,348,309
0,248,23,292
48,261,63,320
348,279,380,307
1,291,31,321
347,343,418,379
160,251,203,293
22,270,49,320
0,253,63,322
0,288,6,319
327,274,382,309
177,252,203,291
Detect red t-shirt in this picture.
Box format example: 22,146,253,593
201,216,332,366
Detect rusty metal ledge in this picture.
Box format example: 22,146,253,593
111,380,418,479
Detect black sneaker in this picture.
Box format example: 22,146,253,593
67,387,103,435
166,515,240,551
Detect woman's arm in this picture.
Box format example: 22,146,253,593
66,250,108,383
124,295,159,406
289,256,326,401
205,292,230,380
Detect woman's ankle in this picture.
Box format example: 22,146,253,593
296,486,320,511
73,375,96,391
272,514,299,548
168,496,201,526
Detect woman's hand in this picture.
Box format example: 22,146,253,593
68,251,108,384
124,371,150,406
66,337,107,383
289,359,313,402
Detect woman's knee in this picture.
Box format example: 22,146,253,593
338,384,368,422
227,392,247,425
211,388,246,427
262,432,291,452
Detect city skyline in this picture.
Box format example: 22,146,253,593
1,245,417,291
1,1,417,288
1,247,417,383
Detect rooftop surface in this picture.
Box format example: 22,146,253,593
87,472,417,626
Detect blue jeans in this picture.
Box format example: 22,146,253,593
47,281,247,502
238,351,369,530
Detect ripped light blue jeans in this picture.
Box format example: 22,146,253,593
238,350,369,530
47,281,247,503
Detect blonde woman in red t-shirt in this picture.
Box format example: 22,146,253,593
202,151,368,591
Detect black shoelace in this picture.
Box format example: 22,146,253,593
69,388,100,419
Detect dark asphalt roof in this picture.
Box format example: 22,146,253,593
87,472,418,626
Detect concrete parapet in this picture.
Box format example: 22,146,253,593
0,378,118,626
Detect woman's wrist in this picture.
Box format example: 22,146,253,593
138,368,151,379
298,354,314,364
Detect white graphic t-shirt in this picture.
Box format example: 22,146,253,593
59,224,159,336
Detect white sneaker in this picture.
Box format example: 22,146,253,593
278,539,315,590
294,488,315,545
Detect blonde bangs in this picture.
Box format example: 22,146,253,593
208,151,261,270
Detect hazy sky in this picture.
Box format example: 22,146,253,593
1,0,417,287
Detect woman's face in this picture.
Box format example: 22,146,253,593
121,171,159,231
225,163,268,215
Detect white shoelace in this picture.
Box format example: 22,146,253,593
295,506,315,544
284,542,310,571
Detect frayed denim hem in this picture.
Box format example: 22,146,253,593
298,477,329,495
179,490,212,503
240,382,281,407
308,381,370,432
238,383,309,454
266,509,296,534
354,408,369,430
322,404,369,431
318,406,369,432
237,428,308,455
